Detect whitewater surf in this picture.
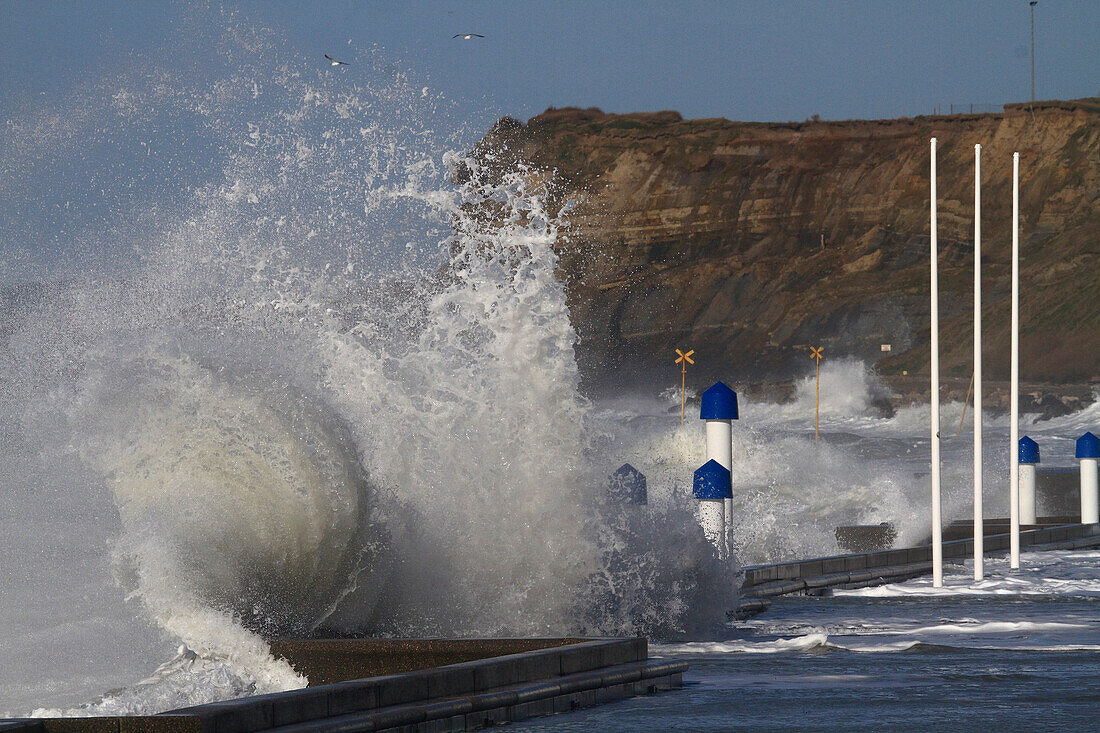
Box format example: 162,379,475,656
0,22,732,717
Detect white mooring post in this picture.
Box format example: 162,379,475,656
973,143,984,581
700,381,739,534
1010,151,1021,569
1019,436,1039,525
930,137,943,587
1077,432,1100,524
693,459,732,558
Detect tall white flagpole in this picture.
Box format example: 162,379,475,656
1010,152,1021,569
973,143,984,581
930,138,943,587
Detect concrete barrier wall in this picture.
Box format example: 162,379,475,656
1036,467,1081,516
2,638,687,733
742,522,1100,599
941,516,1079,541
266,638,584,686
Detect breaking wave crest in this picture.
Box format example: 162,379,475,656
1,16,735,716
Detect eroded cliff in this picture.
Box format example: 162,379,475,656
469,99,1099,394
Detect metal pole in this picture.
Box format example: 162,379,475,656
1030,2,1037,106
809,346,823,442
681,361,686,425
930,138,943,587
675,349,694,425
1010,152,1021,568
956,371,974,438
815,357,820,442
973,143,984,581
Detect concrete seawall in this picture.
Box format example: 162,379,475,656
0,638,687,733
739,522,1100,610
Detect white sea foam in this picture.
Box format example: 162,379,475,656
835,551,1100,598
892,620,1090,634
824,640,924,652
657,634,1100,655
656,632,830,655
663,551,1100,658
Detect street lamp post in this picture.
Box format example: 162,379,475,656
1030,2,1038,106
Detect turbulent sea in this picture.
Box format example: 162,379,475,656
516,550,1100,732
2,18,1098,726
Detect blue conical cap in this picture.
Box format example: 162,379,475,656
693,459,732,500
700,381,739,420
609,463,647,504
1018,436,1040,464
1077,431,1100,459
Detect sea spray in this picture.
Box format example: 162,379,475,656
589,362,924,564
313,150,738,638
0,23,737,715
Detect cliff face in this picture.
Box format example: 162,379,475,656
470,100,1100,393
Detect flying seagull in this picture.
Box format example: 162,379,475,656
453,33,484,39
324,54,349,66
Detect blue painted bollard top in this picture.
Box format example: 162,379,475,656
1018,436,1040,464
700,381,739,420
1077,431,1100,459
609,463,647,505
693,459,732,500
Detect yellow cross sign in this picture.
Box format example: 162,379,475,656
675,349,695,365
810,346,824,362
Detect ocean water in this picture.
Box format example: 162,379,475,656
515,550,1100,732
2,13,1097,721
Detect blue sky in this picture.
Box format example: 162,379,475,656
1,1,1096,280
3,1,1097,125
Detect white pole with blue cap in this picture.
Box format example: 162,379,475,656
694,459,732,558
1077,432,1099,524
701,382,739,534
1019,436,1040,525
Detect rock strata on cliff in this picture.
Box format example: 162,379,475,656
469,100,1100,395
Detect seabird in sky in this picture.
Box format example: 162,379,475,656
453,33,484,39
324,54,349,66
